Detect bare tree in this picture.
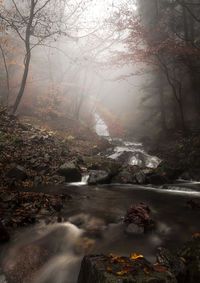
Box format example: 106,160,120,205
0,0,87,113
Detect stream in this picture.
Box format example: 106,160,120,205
0,114,200,283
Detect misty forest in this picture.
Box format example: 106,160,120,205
0,0,200,282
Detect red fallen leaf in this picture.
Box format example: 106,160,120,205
152,263,167,272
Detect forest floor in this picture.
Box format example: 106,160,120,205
0,108,109,238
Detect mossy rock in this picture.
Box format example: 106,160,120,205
78,255,177,283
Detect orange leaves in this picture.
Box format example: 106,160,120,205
116,270,128,276
143,267,150,275
192,233,200,239
130,253,144,260
109,253,126,263
106,266,112,271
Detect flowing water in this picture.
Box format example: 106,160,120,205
0,115,200,283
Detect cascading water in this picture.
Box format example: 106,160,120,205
94,112,161,168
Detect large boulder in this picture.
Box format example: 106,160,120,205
6,165,27,181
57,161,81,182
88,170,110,185
78,255,177,283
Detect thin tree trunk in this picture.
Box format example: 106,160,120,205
12,0,35,114
159,86,167,132
0,43,10,106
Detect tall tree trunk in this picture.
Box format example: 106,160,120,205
0,43,9,106
12,0,35,114
158,74,167,132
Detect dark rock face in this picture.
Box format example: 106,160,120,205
78,255,177,283
88,170,110,185
135,171,146,184
155,161,183,182
6,165,27,181
156,247,186,279
57,161,81,182
177,237,200,283
146,174,167,185
111,170,135,184
180,169,200,181
0,222,10,243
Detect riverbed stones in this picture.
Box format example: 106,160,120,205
78,255,177,283
57,161,81,182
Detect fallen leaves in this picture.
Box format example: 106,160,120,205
0,190,67,229
102,252,168,277
130,253,144,260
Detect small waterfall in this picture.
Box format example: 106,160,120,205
94,113,109,137
94,112,161,168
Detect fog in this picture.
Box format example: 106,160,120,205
1,0,200,138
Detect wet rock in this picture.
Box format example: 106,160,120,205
111,170,134,184
155,161,183,182
180,169,200,181
57,161,81,182
147,174,167,185
0,222,10,243
135,171,146,184
50,175,65,184
88,170,110,185
125,223,144,235
78,255,177,283
156,247,186,279
177,237,200,283
6,165,27,181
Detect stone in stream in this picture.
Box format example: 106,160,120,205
124,203,155,233
78,255,177,283
57,161,81,182
6,165,27,181
88,170,111,185
125,223,144,235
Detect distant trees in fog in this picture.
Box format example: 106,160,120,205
109,0,200,134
